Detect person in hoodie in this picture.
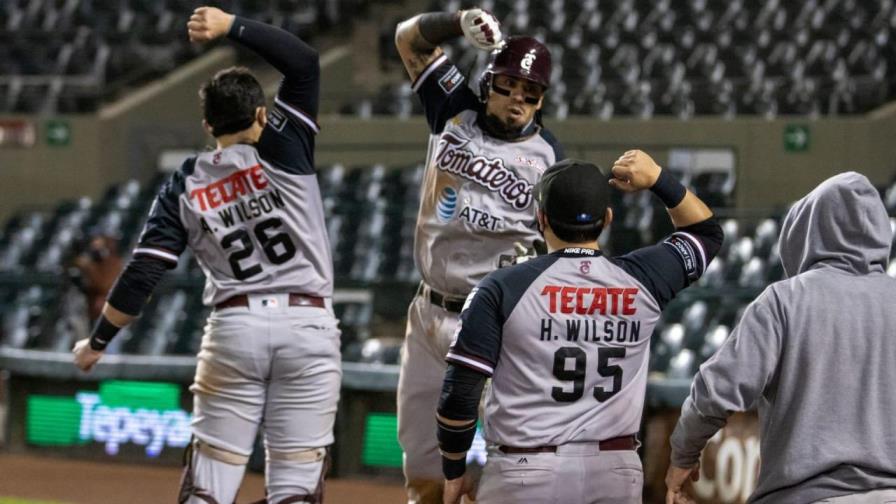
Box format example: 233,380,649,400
665,172,896,504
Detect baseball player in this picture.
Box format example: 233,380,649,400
666,172,896,504
436,151,723,504
72,7,340,504
393,7,565,502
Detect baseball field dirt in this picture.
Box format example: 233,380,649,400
0,453,404,503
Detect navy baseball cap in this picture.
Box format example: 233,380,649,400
535,159,611,228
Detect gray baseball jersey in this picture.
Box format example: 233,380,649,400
448,238,712,447
134,101,333,306
412,54,564,296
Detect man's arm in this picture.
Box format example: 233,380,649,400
437,277,504,502
665,289,784,500
610,150,724,308
395,8,500,81
394,14,449,82
188,6,320,119
73,168,190,371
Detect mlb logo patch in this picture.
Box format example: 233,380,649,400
268,107,288,132
438,66,465,94
261,297,279,308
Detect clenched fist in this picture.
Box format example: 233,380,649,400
460,8,503,51
609,149,663,192
72,338,104,372
187,6,235,43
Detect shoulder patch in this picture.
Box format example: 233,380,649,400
438,66,465,94
461,287,479,313
664,235,699,281
268,107,288,132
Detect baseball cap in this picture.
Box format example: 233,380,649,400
535,159,611,228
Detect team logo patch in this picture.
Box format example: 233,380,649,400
520,49,537,72
434,132,535,210
580,260,591,274
267,107,287,132
461,288,478,313
438,66,465,94
665,234,700,280
437,186,459,222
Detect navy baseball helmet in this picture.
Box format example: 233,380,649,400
478,36,552,102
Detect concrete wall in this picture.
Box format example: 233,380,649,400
315,114,896,210
0,48,236,222
2,50,895,222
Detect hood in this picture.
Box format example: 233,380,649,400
779,172,892,277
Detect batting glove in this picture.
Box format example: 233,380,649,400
460,8,503,51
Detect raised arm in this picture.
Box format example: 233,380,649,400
610,150,714,227
395,8,502,82
609,150,724,307
188,6,320,117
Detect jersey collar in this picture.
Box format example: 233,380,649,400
552,247,603,258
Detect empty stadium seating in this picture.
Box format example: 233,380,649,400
0,0,365,113
354,0,896,118
2,167,895,374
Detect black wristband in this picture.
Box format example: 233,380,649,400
418,12,463,46
442,454,467,480
89,316,121,351
650,169,687,208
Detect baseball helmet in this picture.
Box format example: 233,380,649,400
478,36,552,103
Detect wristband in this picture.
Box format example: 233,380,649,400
650,168,687,208
442,454,467,480
418,12,463,46
89,316,121,351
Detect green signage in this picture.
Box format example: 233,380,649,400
361,413,487,468
361,413,403,468
26,380,191,457
784,124,810,152
45,119,71,146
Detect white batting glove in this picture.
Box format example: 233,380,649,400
460,8,503,51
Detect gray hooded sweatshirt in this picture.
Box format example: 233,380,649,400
670,172,896,503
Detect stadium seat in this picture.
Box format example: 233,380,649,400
424,0,896,118
699,324,729,361
666,349,696,379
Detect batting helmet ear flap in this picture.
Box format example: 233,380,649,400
478,69,493,103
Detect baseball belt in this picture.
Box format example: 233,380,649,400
215,293,325,310
498,434,637,454
419,283,467,313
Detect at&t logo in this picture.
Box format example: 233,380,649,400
437,186,458,222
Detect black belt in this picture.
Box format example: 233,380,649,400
215,293,325,310
419,283,467,313
498,435,637,454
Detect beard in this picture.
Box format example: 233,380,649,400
479,111,531,141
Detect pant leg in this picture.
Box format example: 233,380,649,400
477,448,642,504
476,451,558,504
813,489,896,503
263,310,342,503
583,451,643,504
187,309,271,504
398,294,460,503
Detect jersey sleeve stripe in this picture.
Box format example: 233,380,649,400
446,351,494,376
273,97,320,133
133,247,179,264
411,54,449,93
672,231,708,273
